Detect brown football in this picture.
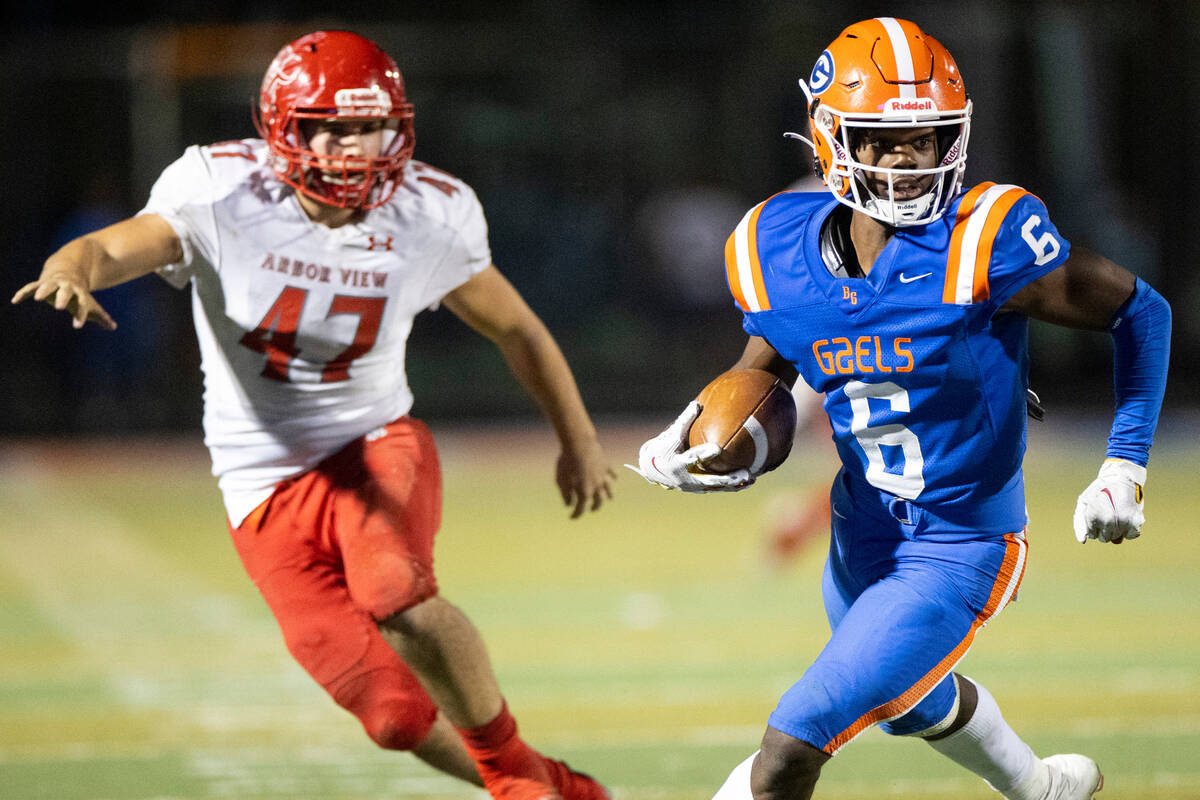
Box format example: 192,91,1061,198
687,368,798,474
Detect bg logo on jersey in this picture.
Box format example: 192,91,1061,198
809,51,835,95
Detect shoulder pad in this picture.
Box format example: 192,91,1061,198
943,182,1039,304
724,192,820,312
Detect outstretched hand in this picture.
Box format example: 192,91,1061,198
556,436,616,518
11,274,116,330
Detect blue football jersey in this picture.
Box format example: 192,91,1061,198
724,182,1070,534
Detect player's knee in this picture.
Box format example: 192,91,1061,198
361,703,435,751
878,674,957,737
333,668,438,752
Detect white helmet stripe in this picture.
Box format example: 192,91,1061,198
878,17,917,99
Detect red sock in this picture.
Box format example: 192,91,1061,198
458,700,518,752
458,701,554,790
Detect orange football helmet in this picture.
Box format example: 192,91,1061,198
255,31,416,209
789,18,971,226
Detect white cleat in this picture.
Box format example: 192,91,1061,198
1041,754,1103,799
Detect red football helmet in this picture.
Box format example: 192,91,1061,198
789,18,971,226
255,30,416,209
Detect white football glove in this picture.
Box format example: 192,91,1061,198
625,401,755,493
1072,459,1146,544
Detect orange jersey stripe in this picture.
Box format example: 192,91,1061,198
728,193,786,313
821,532,1027,754
746,201,771,311
943,182,995,304
969,188,1027,302
724,232,749,312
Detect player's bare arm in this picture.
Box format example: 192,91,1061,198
1012,244,1171,546
731,336,800,385
1006,245,1168,547
1002,246,1136,330
12,214,182,330
442,265,615,518
1003,248,1167,544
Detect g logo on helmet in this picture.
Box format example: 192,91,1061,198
809,50,835,95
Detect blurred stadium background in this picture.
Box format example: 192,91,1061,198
2,1,1198,799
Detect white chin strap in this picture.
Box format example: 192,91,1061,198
863,190,938,227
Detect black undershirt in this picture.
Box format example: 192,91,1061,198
819,204,864,279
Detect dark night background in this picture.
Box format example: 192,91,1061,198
2,0,1196,434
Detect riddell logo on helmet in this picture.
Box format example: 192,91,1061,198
334,88,392,115
940,139,962,165
881,98,938,115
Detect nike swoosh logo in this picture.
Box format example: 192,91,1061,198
898,272,933,283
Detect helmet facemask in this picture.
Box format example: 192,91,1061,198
791,82,971,227
257,102,415,210
785,18,973,227
296,113,411,209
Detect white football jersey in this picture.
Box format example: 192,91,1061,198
140,139,491,526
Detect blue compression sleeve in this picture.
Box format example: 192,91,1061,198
1105,278,1171,466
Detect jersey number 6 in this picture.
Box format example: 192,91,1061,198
239,286,386,383
1020,215,1061,267
845,380,926,499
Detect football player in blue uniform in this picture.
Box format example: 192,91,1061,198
631,17,1170,800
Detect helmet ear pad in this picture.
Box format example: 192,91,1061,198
807,102,853,198
807,99,828,181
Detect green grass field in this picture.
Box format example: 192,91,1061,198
2,418,1198,799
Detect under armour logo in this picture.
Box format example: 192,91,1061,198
367,235,394,251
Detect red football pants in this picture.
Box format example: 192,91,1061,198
229,416,442,750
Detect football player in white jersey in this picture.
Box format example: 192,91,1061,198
14,30,614,800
